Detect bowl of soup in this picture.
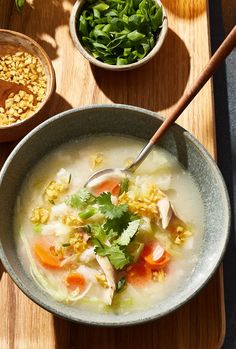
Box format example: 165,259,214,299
0,105,230,325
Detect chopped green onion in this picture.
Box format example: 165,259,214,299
79,207,97,219
15,0,26,11
120,178,129,194
62,243,71,247
33,224,42,233
77,0,163,65
116,277,127,293
68,173,72,184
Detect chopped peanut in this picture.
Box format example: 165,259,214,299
69,232,87,255
173,227,192,245
90,153,105,169
96,274,108,288
0,51,47,127
152,270,166,282
30,207,50,224
44,181,68,202
118,184,164,221
62,215,83,227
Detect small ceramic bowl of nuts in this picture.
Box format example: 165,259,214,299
0,29,56,142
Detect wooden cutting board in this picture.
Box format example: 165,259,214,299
0,0,225,348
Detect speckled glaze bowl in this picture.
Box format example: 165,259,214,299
0,105,230,326
70,0,168,71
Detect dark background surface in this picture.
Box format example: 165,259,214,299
209,1,236,347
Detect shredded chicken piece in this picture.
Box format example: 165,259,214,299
95,255,116,305
157,196,172,229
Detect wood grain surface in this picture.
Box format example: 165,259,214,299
0,0,225,348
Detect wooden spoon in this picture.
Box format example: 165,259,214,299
0,79,36,108
85,25,236,186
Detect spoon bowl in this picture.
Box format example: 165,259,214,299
84,168,126,187
0,79,36,108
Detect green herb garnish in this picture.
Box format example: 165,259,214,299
120,178,129,194
78,207,97,219
68,173,72,184
94,240,131,270
72,188,141,270
77,0,163,65
66,188,95,209
90,224,108,243
96,192,128,219
116,277,127,293
62,243,71,247
15,0,26,11
88,195,140,270
33,224,42,233
115,219,140,246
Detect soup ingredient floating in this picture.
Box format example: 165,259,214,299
77,0,164,65
0,51,47,127
20,165,193,308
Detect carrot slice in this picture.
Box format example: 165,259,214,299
141,241,170,270
95,179,120,196
126,261,152,287
34,240,61,269
144,251,170,270
111,183,120,196
66,273,86,291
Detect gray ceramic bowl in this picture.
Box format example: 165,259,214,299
0,105,230,326
70,0,168,71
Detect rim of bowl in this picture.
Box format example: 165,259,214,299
0,29,56,130
0,104,231,326
69,0,168,71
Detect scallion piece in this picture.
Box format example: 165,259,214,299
79,207,97,219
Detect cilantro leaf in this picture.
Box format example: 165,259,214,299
90,224,107,243
96,192,128,219
103,211,139,234
90,224,118,243
66,188,95,209
105,246,132,270
116,220,140,246
96,192,111,205
106,229,118,241
95,244,131,270
102,204,128,219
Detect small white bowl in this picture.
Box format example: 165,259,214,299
70,0,168,71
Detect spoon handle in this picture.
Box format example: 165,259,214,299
150,25,236,145
127,25,236,172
